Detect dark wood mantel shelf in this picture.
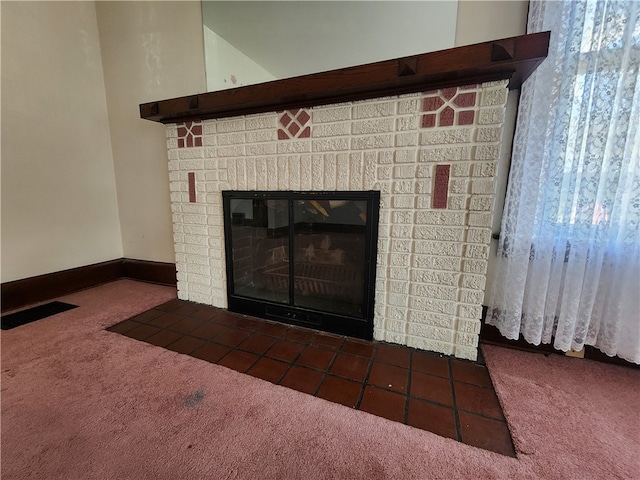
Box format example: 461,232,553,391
140,31,550,124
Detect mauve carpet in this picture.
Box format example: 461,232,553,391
1,280,638,479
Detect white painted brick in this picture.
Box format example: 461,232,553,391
468,212,493,227
182,214,207,225
458,306,483,322
465,244,490,260
312,137,350,152
383,332,406,344
217,145,244,157
168,150,179,161
462,259,488,275
278,157,289,190
469,196,494,211
166,126,177,138
451,164,471,177
414,241,462,257
379,151,394,164
474,145,501,161
411,269,459,287
203,122,217,134
478,107,505,125
406,337,454,356
415,211,466,226
189,283,213,295
313,106,351,123
394,149,416,163
389,253,410,267
312,122,351,138
389,266,410,280
455,331,479,348
278,140,311,154
409,296,456,315
473,162,498,177
288,156,301,190
389,239,412,253
167,138,178,149
419,146,472,162
470,178,497,195
393,165,416,179
352,134,394,150
466,227,492,245
398,97,420,114
353,101,395,119
385,319,407,333
217,132,245,145
416,165,432,179
246,115,276,130
217,118,245,133
454,345,477,361
388,280,409,294
183,225,208,235
386,307,408,321
459,289,484,305
188,273,211,286
392,181,414,194
203,136,217,146
480,87,508,106
187,263,210,275
420,128,473,146
412,254,461,272
413,225,464,242
392,196,414,209
476,127,502,143
407,324,455,343
411,283,457,302
397,116,419,131
377,166,393,180
447,195,467,211
246,130,277,143
395,132,418,147
461,273,486,291
352,118,395,135
408,310,455,329
387,293,409,307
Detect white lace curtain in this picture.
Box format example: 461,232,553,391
487,0,640,364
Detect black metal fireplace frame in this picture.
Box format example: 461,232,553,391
222,190,380,340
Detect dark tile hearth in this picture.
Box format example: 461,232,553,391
107,299,516,457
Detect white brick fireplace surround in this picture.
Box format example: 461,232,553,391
166,80,509,361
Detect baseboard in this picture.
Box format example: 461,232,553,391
1,258,176,313
480,307,639,369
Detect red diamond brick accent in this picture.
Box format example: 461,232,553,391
297,110,310,125
300,126,311,138
290,108,300,116
288,122,300,136
195,137,203,147
453,92,477,108
440,106,455,127
278,129,289,140
192,125,203,135
186,135,193,147
423,96,445,112
177,127,187,137
421,114,436,128
280,113,292,127
460,84,478,90
442,87,457,100
178,138,185,148
184,121,193,128
188,172,196,203
458,110,475,125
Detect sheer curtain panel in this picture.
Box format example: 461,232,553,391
487,0,640,363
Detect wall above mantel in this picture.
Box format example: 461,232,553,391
140,32,550,125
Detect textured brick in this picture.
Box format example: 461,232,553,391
409,296,456,315
411,269,459,287
474,145,501,161
312,122,351,138
478,107,505,125
414,241,462,257
410,283,457,302
352,118,395,135
313,106,351,123
412,254,461,272
419,146,472,162
397,116,419,131
393,165,416,179
480,87,508,107
217,118,245,133
454,346,477,361
351,134,394,150
353,101,395,119
398,98,420,114
395,133,418,147
394,149,416,163
469,196,494,211
408,310,455,329
278,140,311,154
413,226,464,242
420,128,473,146
415,211,466,226
246,115,277,130
458,305,483,321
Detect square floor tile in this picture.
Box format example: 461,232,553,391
316,375,363,408
341,339,375,358
359,386,406,423
407,398,458,440
213,327,251,347
454,382,504,419
450,359,493,387
254,320,289,337
145,329,183,348
247,357,290,384
296,346,335,371
156,299,182,312
458,411,516,457
284,327,317,344
190,306,219,322
130,309,164,324
167,317,208,335
146,313,183,329
165,336,206,355
374,343,411,368
368,362,409,393
190,322,227,341
238,333,277,355
125,323,161,341
410,372,453,406
279,366,324,395
311,332,344,350
329,353,370,382
191,343,231,364
107,319,141,335
172,303,203,317
412,351,450,378
265,340,305,362
218,350,259,373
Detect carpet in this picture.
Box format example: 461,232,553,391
1,280,638,479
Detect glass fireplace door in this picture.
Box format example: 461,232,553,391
223,191,379,340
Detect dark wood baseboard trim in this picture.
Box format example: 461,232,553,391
480,307,638,369
1,258,176,313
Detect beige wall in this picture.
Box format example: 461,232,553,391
95,1,207,264
1,1,123,283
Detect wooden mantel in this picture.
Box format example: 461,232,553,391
140,31,550,124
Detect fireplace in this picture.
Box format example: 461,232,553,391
140,33,550,360
223,191,380,339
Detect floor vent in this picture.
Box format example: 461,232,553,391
1,302,78,330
